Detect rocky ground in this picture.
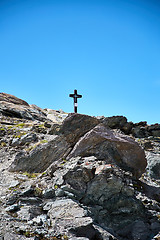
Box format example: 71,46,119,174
0,93,160,240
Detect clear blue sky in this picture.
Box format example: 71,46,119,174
0,0,160,124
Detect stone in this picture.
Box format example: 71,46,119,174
3,232,30,240
70,238,89,240
131,220,150,240
18,197,42,206
20,133,38,145
47,199,102,238
0,93,48,121
9,180,20,188
5,204,20,213
122,121,134,134
42,189,55,199
68,124,147,178
131,127,148,138
153,233,160,240
20,187,34,197
103,116,127,129
0,93,29,106
9,135,70,173
59,113,99,145
146,152,160,179
55,188,65,197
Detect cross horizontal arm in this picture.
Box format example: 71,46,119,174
69,94,82,98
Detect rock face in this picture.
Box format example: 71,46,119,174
47,199,102,239
9,135,71,173
1,93,160,240
68,124,147,178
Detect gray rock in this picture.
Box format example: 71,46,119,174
20,133,37,145
43,202,54,211
6,194,19,205
18,197,42,205
9,135,70,173
0,93,49,121
5,204,20,212
20,187,34,197
55,188,65,197
42,189,55,199
48,199,102,238
9,180,20,188
131,220,150,240
146,152,160,179
3,232,31,240
132,127,149,138
70,238,89,240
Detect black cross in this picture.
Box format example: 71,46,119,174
69,89,82,113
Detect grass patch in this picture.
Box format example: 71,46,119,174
0,142,7,147
22,172,40,178
15,123,25,128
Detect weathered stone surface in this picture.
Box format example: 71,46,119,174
48,199,102,239
11,133,38,147
68,124,147,177
131,220,150,240
146,152,160,179
9,136,71,173
59,113,100,145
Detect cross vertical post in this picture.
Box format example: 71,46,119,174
69,89,82,113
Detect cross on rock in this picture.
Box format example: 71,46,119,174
69,89,82,113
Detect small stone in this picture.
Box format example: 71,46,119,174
5,204,20,212
55,188,65,197
9,180,20,188
42,189,55,199
43,202,54,211
20,187,34,197
44,122,51,128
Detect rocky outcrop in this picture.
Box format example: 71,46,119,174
0,93,49,121
1,94,160,240
103,116,160,138
68,124,147,178
0,92,29,106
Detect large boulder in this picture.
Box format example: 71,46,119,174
9,136,71,173
67,124,147,178
59,113,100,146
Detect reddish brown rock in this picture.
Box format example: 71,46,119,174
68,124,147,178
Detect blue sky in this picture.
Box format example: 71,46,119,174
0,0,160,124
